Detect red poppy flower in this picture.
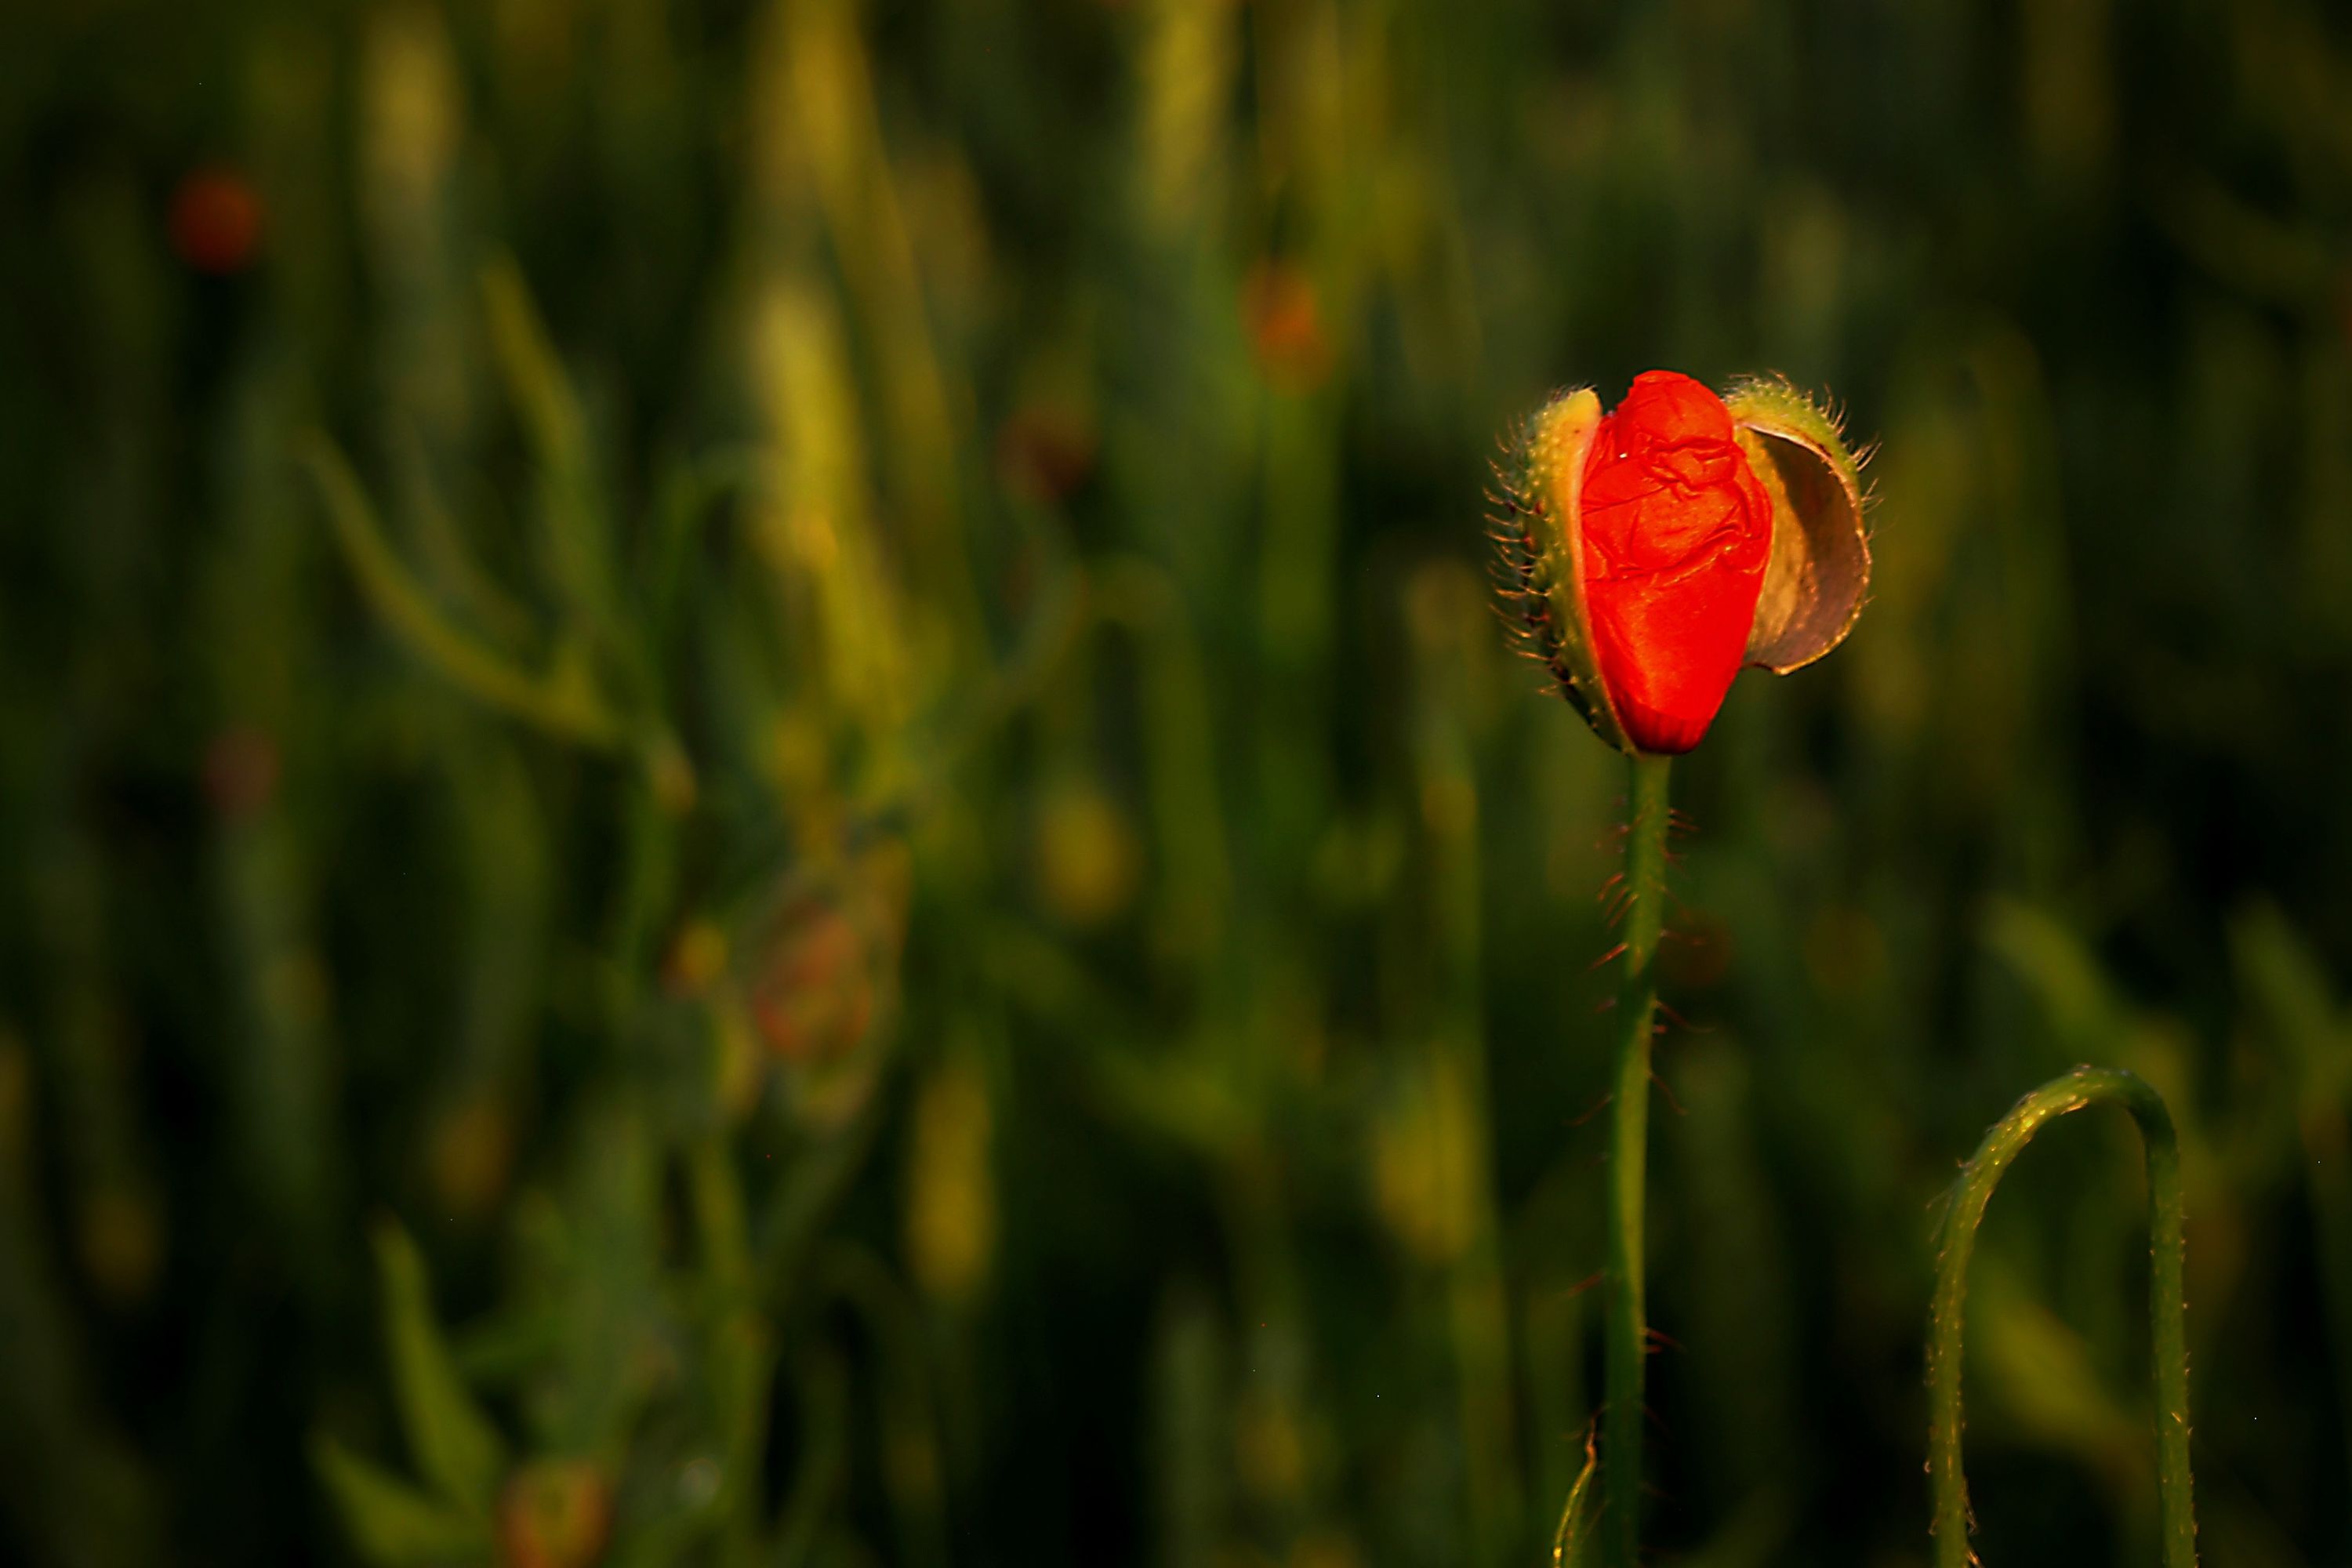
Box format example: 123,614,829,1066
1493,371,1870,755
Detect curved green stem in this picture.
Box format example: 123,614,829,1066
1603,754,1671,1568
1928,1065,2197,1568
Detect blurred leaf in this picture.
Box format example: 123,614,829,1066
1984,898,2118,1045
480,256,623,641
533,1102,667,1454
903,1054,996,1304
303,435,623,747
1675,1488,1795,1568
2231,901,2346,1087
1150,1282,1227,1568
774,1351,852,1568
480,256,590,478
2231,902,2352,1514
312,1436,494,1565
371,1219,507,1513
1972,1262,2143,1495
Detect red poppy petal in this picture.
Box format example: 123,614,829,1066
1579,372,1773,754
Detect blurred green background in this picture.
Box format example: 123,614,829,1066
4,0,2351,1563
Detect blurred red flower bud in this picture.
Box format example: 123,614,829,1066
203,725,281,819
1494,372,1871,755
498,1459,610,1568
1243,261,1332,392
994,404,1096,506
746,846,908,1073
169,166,264,275
750,902,874,1065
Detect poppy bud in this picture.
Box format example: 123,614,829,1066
1494,370,1869,754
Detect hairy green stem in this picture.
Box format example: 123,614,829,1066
1927,1065,2197,1568
1603,753,1671,1568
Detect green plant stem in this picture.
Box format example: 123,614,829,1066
1603,753,1671,1568
1927,1065,2197,1568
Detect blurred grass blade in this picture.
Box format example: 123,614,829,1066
1971,1262,2141,1477
820,1248,949,1567
480,256,626,643
303,434,622,746
773,1350,852,1568
481,254,588,477
312,1436,494,1564
2230,903,2352,1512
1150,1281,1227,1567
371,1219,507,1512
397,428,539,649
1091,558,1231,966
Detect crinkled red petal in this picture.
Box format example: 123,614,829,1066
1578,371,1773,754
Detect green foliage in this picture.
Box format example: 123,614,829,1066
3,0,2351,1564
304,432,624,749
370,1220,508,1516
312,1439,495,1567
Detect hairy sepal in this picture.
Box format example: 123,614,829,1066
1491,388,1631,753
1723,377,1871,675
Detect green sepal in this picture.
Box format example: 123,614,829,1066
1721,377,1872,674
1491,387,1632,753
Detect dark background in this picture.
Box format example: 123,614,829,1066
2,0,2350,1563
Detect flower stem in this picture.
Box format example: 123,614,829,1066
1603,753,1671,1568
1927,1065,2198,1568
